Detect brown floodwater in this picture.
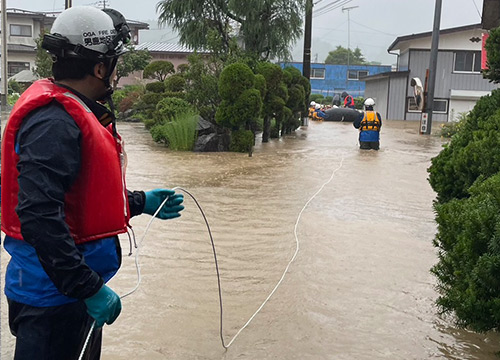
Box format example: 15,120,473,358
2,119,500,359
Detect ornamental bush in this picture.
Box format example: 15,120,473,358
428,89,500,204
145,81,165,93
432,172,500,332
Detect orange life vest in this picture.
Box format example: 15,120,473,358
359,111,381,131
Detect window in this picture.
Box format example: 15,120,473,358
407,97,448,114
10,24,32,37
348,69,369,80
454,51,481,73
8,62,30,77
348,70,358,80
311,68,325,79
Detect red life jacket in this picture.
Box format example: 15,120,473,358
344,95,354,107
1,79,130,244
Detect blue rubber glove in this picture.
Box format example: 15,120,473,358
144,188,184,219
84,285,122,328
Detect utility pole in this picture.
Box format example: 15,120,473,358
65,0,72,9
1,0,8,109
342,6,358,90
421,0,442,135
302,0,313,80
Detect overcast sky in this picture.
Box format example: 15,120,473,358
11,0,485,65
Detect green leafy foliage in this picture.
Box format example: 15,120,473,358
438,112,468,138
154,97,192,125
114,44,151,89
143,60,175,81
428,89,500,204
256,62,285,142
183,53,220,123
157,0,304,60
354,97,365,110
145,81,166,93
309,94,324,103
150,112,198,150
164,74,186,92
229,129,255,153
33,32,53,79
218,62,255,101
432,173,500,331
483,26,500,83
325,46,367,65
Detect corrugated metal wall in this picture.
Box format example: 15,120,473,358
405,49,498,121
399,51,409,71
365,78,389,119
387,76,407,120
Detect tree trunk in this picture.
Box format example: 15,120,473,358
262,116,271,143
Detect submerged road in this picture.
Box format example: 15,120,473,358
2,119,500,359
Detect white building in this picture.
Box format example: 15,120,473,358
363,24,498,122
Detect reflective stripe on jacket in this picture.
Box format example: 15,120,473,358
1,79,130,244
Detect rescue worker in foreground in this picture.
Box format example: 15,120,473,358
342,91,355,109
1,6,184,360
353,98,382,150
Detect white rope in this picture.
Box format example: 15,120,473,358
78,154,346,356
222,154,346,348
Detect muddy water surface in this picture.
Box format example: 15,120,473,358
2,119,500,359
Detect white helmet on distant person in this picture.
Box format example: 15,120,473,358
364,98,375,108
310,101,316,107
315,104,321,109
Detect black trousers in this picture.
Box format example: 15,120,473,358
8,299,102,360
359,141,380,150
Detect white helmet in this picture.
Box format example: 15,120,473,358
310,101,316,106
43,6,130,61
315,104,321,109
364,98,375,107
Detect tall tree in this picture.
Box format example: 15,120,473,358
156,0,303,60
113,45,151,89
33,33,53,79
324,46,367,65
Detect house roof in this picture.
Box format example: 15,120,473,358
135,42,208,54
9,69,37,83
387,23,483,52
362,70,410,82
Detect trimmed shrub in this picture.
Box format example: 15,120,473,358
309,94,324,103
218,62,255,102
428,89,500,204
145,81,165,93
164,74,186,92
230,129,254,153
163,91,186,100
432,172,500,332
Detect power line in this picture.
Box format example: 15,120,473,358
313,0,353,18
471,0,482,19
349,19,397,37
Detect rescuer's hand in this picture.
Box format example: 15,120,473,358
84,285,122,327
144,188,184,219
